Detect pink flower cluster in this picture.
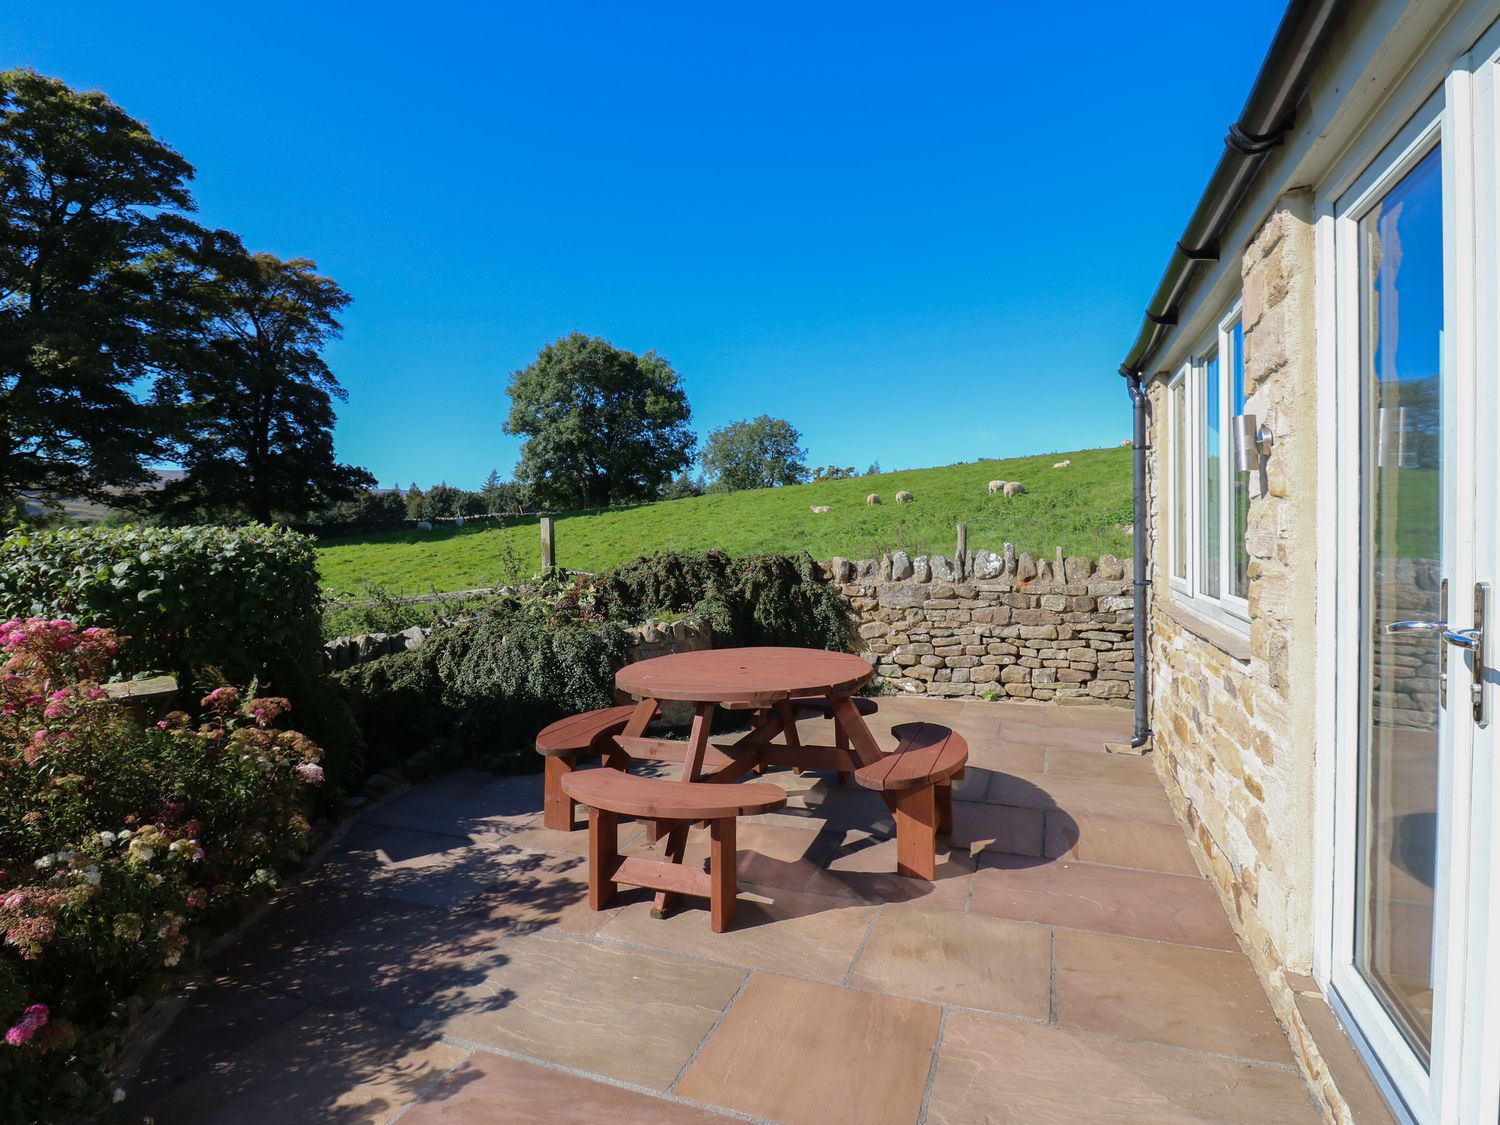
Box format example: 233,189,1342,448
295,763,324,786
200,686,240,712
4,1003,49,1047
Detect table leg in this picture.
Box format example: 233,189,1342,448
830,694,885,768
681,702,715,781
651,823,689,917
774,700,804,775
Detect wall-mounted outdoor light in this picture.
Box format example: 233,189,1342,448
1233,413,1274,472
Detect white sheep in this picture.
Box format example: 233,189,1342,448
810,505,831,514
866,493,881,506
895,490,913,504
988,479,1005,495
1053,459,1071,469
1004,481,1026,497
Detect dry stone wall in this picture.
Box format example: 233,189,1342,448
825,549,1134,702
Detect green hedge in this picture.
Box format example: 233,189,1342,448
339,551,854,774
0,525,363,796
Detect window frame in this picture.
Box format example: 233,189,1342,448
1166,300,1251,630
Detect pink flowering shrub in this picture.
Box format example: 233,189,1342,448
0,618,326,1118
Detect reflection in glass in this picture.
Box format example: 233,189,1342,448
1231,321,1250,599
1202,352,1221,598
1357,144,1443,1064
1173,381,1188,581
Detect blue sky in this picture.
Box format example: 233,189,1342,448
4,1,1285,490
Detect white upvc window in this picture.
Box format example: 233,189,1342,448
1167,302,1250,628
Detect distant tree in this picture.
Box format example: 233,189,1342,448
404,483,425,520
660,471,706,500
423,482,464,518
481,468,503,500
0,68,199,509
504,333,694,508
865,461,881,477
153,238,374,522
810,465,857,482
701,415,808,493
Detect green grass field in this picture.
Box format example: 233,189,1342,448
314,445,1132,595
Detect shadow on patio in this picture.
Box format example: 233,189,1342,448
123,697,1321,1124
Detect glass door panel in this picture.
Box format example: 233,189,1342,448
1356,143,1446,1064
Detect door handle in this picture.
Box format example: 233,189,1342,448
1385,582,1488,726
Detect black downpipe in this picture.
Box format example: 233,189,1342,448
1128,375,1150,748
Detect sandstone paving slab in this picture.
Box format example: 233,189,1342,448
358,783,538,838
970,855,1238,950
948,799,1047,860
123,980,309,1113
675,973,941,1125
319,824,518,911
982,770,1178,824
401,932,746,1090
217,899,505,1026
962,738,1047,775
400,1049,735,1124
925,1011,1318,1124
1043,809,1200,876
457,849,620,937
805,828,974,907
1045,746,1159,785
847,905,1051,1018
598,885,879,982
1054,930,1291,1063
133,1007,468,1125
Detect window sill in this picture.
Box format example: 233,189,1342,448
1160,598,1252,663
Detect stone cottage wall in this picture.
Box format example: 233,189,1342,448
825,550,1134,703
1146,193,1377,1120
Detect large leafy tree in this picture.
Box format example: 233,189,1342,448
702,415,808,492
154,236,374,522
504,333,694,508
0,68,199,509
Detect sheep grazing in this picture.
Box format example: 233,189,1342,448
988,479,1005,494
1053,459,1072,469
866,494,881,506
895,490,913,504
810,505,831,514
1003,481,1026,497
1120,439,1133,447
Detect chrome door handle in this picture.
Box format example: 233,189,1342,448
1385,619,1483,650
1443,628,1482,651
1385,620,1451,635
1386,584,1488,727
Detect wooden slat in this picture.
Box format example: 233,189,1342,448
612,855,713,897
854,723,970,793
615,736,742,772
752,744,862,773
536,704,637,756
562,771,788,820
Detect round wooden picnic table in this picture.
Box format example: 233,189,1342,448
615,645,874,707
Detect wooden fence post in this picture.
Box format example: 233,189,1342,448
955,522,967,581
540,516,556,573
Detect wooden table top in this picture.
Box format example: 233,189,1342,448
615,646,874,705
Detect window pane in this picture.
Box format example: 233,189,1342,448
1356,144,1443,1063
1231,321,1250,598
1172,382,1187,581
1201,352,1221,599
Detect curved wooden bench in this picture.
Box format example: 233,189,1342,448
854,723,968,880
562,771,788,932
535,704,641,830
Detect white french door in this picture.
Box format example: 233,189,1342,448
1330,25,1500,1125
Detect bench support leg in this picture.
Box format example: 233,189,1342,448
833,716,851,785
893,785,938,880
709,817,736,933
544,755,577,831
936,781,954,836
588,807,618,910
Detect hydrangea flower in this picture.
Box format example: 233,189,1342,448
4,1004,49,1047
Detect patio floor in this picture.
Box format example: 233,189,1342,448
124,697,1321,1124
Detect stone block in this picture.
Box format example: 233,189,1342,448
889,550,913,580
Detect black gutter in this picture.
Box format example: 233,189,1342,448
1118,0,1351,380
1118,0,1351,748
1128,374,1150,748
